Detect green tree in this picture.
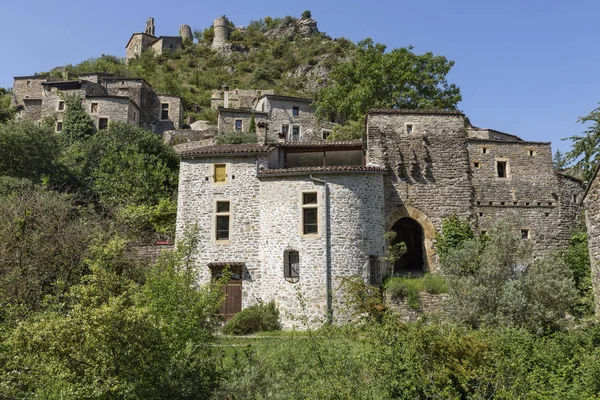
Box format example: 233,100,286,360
0,87,14,123
563,105,600,180
0,120,59,184
553,149,568,170
248,112,257,133
441,221,577,334
315,38,461,138
301,10,312,20
62,93,95,143
2,233,226,398
434,215,475,267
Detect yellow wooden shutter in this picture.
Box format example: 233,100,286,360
214,164,226,182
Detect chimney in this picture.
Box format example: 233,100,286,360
223,85,229,109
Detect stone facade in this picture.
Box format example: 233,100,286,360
125,18,184,64
582,166,600,316
216,94,335,143
211,88,274,110
385,292,448,322
176,110,585,327
12,74,182,135
212,17,230,50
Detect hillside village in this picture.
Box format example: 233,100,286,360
8,14,600,325
2,10,600,397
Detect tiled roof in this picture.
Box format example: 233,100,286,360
178,144,273,158
368,109,463,116
258,166,386,176
217,107,268,115
277,140,363,148
259,94,314,102
467,138,550,145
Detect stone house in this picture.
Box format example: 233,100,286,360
11,73,183,135
581,165,600,317
176,109,584,327
217,93,336,142
125,17,183,64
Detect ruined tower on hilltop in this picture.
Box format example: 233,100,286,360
180,24,193,42
125,17,183,63
145,17,155,36
211,16,230,50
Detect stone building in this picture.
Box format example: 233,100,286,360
176,108,584,327
582,165,600,316
125,17,183,64
217,93,335,142
11,73,182,135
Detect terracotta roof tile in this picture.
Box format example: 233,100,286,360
368,109,463,116
278,140,363,148
258,166,386,176
178,144,273,158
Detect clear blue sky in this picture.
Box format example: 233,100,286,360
2,0,598,153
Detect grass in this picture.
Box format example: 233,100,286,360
384,273,447,310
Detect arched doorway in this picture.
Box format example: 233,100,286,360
391,217,425,275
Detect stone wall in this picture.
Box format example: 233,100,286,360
385,292,448,322
583,168,600,316
84,97,138,128
12,76,48,106
151,36,182,55
157,94,183,132
468,139,582,257
211,89,274,109
126,33,156,63
217,108,267,138
130,243,175,264
366,111,474,266
257,97,334,142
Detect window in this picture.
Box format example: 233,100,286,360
406,124,413,134
302,192,318,235
369,256,380,286
234,119,242,131
133,111,137,121
573,193,578,203
98,117,109,130
528,149,535,156
291,126,300,142
58,101,65,111
91,103,98,113
215,201,231,241
160,103,169,120
292,106,299,116
473,161,480,168
496,161,507,178
521,229,530,240
214,164,227,183
284,250,300,282
322,129,332,140
281,124,289,136
482,147,488,154
56,121,63,132
26,80,31,86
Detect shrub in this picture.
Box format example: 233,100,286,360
222,301,281,335
214,131,259,144
385,274,448,310
422,273,448,294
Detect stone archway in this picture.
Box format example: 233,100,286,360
385,206,437,273
391,217,425,275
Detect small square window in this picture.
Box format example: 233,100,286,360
98,118,109,130
292,106,299,116
160,103,169,120
322,129,332,140
525,202,530,206
58,101,65,111
406,124,413,134
521,229,530,240
473,162,480,168
26,80,31,86
56,121,63,132
234,119,242,131
479,212,484,217
216,200,230,213
91,103,98,113
303,193,318,204
482,147,488,154
528,150,535,156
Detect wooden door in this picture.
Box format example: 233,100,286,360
213,267,243,321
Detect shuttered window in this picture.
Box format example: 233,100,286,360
214,164,226,183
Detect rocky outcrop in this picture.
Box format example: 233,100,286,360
265,18,319,40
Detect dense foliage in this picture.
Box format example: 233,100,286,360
563,104,600,180
222,301,281,335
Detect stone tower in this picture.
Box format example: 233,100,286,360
180,24,193,41
212,16,230,50
145,17,155,36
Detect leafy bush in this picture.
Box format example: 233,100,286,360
435,214,475,265
560,231,594,316
214,131,259,144
222,301,281,335
385,274,448,310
